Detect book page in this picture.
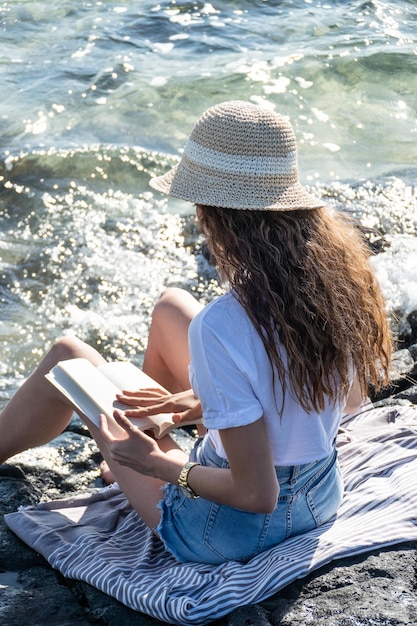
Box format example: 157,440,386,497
97,361,175,435
97,361,167,393
46,358,174,437
97,361,202,436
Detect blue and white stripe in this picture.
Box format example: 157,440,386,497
5,404,417,626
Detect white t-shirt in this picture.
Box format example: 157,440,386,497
188,291,345,466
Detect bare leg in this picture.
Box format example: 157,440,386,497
101,287,204,488
87,418,188,529
0,288,203,530
0,286,201,461
94,288,202,527
0,336,106,463
143,287,203,391
0,332,185,529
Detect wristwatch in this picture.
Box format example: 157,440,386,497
177,461,200,498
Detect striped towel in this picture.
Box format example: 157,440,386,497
5,404,417,625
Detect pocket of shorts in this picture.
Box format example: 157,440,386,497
306,462,343,526
203,503,271,563
162,482,190,516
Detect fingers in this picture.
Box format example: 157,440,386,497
116,392,170,409
121,398,176,418
99,413,160,477
171,404,200,424
122,404,168,418
172,409,188,424
99,413,115,441
172,413,182,425
118,388,168,402
122,387,167,396
112,409,139,433
99,412,138,442
114,389,201,420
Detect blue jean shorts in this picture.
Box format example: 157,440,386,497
156,435,343,565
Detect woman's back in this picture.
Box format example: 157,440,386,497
189,291,345,466
197,205,392,415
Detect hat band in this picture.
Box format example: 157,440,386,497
184,138,298,178
180,152,299,187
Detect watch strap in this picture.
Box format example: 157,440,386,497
177,461,200,498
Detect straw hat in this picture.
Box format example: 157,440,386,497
149,101,325,211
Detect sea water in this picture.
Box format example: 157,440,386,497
0,0,416,404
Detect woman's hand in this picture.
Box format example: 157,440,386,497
116,388,202,426
99,411,163,477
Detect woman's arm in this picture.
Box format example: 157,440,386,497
343,376,365,414
186,418,279,513
100,413,279,514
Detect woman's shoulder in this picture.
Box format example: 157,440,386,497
192,291,246,327
190,291,257,347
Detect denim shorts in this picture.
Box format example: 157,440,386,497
156,435,343,565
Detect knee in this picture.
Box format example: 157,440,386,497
156,287,189,307
152,288,195,324
153,288,184,316
47,336,89,363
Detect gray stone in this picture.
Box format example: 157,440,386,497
387,349,416,394
395,384,417,405
265,547,417,625
401,310,417,346
226,604,271,625
0,567,91,626
75,581,160,625
371,348,417,402
0,406,416,624
391,348,415,375
408,343,417,362
372,397,414,410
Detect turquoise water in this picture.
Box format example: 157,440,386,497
1,0,417,400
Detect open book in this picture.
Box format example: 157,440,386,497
45,358,198,439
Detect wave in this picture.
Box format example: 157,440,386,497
0,144,415,385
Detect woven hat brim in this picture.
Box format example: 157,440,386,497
150,161,325,211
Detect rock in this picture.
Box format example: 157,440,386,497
370,348,417,402
390,348,416,378
1,358,417,625
1,428,416,626
0,567,91,626
399,310,417,346
408,342,417,362
0,439,150,626
395,383,417,405
226,604,271,625
264,545,417,625
70,580,162,625
0,465,26,480
372,397,414,410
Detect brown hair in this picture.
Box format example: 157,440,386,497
197,205,392,413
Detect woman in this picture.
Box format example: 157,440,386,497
0,101,392,565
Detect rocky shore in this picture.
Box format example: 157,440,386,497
1,322,417,625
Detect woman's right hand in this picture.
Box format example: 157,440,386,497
116,388,202,426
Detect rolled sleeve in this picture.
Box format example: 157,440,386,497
188,302,263,430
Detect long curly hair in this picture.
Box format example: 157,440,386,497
197,204,392,413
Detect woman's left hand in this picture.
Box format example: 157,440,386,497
117,388,202,426
99,411,162,477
